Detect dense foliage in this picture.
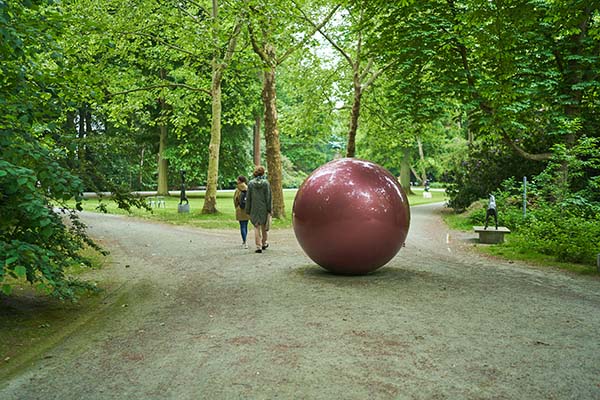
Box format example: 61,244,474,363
466,166,600,265
0,0,104,298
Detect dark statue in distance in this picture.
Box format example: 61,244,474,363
178,170,190,213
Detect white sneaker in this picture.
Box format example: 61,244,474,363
242,243,248,249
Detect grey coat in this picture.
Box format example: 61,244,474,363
245,175,272,225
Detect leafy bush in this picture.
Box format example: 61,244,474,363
0,139,105,299
1,0,105,300
463,173,600,266
512,210,600,265
445,141,546,211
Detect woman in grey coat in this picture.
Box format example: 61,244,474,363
244,166,272,253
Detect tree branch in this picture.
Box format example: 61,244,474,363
500,129,552,161
175,1,209,25
247,22,270,64
118,30,200,58
363,60,396,91
290,2,349,65
359,58,373,82
109,83,211,97
223,19,243,65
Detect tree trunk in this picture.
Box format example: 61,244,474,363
139,146,145,189
346,72,362,158
400,147,414,195
262,65,285,218
201,2,241,213
202,66,222,214
156,67,170,196
157,122,169,195
410,166,421,184
416,136,427,183
77,107,86,177
253,114,261,167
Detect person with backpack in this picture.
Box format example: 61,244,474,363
233,175,251,248
245,166,272,253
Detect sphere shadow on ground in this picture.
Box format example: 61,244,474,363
290,264,430,287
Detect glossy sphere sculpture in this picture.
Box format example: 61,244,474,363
293,158,410,275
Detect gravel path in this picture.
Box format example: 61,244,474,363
1,203,599,399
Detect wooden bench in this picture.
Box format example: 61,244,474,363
473,226,511,244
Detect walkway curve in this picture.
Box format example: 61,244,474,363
1,203,599,399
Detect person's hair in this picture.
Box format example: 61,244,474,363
253,166,265,177
237,175,247,183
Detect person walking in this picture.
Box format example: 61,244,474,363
233,175,250,248
245,166,272,253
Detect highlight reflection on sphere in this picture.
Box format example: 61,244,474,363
292,158,410,275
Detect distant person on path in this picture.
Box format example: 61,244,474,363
245,166,272,254
233,175,250,249
484,194,498,230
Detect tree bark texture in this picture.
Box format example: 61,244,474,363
156,68,170,195
416,136,427,183
253,114,261,167
346,72,362,158
201,5,241,213
202,68,222,214
157,122,169,195
139,146,145,189
262,66,285,218
77,107,87,177
400,147,414,195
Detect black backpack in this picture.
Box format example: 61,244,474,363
239,190,247,209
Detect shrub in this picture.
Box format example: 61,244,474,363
515,210,600,264
463,176,600,266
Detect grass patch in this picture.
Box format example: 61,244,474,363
0,247,108,380
478,237,598,275
441,209,473,231
75,188,446,229
407,189,447,206
66,246,106,276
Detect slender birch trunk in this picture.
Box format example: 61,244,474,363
200,0,242,214
400,147,414,195
157,121,169,195
346,71,362,158
253,114,261,167
416,136,427,184
262,64,285,218
202,66,222,213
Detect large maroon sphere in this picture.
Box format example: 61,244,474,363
292,158,410,274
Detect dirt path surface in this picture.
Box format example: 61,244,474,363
1,203,599,399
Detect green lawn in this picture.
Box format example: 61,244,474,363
73,188,446,229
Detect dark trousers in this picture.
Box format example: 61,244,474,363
484,208,498,229
239,220,248,243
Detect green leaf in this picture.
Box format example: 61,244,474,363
4,256,18,266
15,266,27,277
1,284,12,296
